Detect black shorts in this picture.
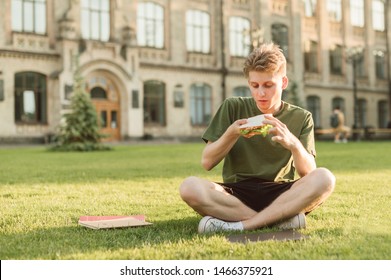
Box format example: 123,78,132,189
218,178,296,212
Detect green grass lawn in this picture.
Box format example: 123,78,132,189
0,141,390,260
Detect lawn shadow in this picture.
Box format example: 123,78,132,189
2,218,390,259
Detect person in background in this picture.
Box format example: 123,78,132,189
333,106,350,143
179,42,335,234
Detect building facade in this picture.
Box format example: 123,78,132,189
0,0,390,143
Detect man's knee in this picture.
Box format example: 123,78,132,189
313,167,336,196
179,176,202,204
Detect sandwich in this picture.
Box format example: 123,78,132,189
239,114,273,137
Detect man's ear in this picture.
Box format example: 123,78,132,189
282,76,289,89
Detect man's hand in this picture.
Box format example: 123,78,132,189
228,118,248,137
263,114,299,151
201,118,247,171
263,115,316,176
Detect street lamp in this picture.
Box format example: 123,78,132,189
345,46,364,140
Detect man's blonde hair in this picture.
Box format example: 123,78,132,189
243,42,287,78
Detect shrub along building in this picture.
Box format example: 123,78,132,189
0,0,390,143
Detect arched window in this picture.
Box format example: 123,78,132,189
91,87,107,99
358,98,367,128
14,72,47,123
190,83,212,125
144,80,166,125
137,2,164,48
233,86,251,97
306,95,321,128
378,100,388,128
374,50,386,80
332,97,345,112
81,0,110,41
271,23,289,60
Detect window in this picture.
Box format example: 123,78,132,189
356,57,366,78
374,50,386,80
81,0,110,41
331,97,346,127
303,0,317,17
0,80,4,101
144,81,166,125
329,45,343,75
100,111,107,127
271,24,289,60
350,0,364,27
357,98,367,128
378,100,388,128
372,0,385,31
304,40,318,72
132,90,139,108
306,96,321,128
233,86,251,97
137,2,164,48
91,87,107,99
327,0,342,22
229,17,251,57
190,83,212,126
14,72,47,123
111,111,117,128
332,97,345,113
173,85,184,108
186,10,210,53
12,0,46,34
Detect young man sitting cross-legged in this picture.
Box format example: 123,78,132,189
179,43,335,233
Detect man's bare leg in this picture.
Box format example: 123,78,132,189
179,167,335,229
179,176,257,221
242,167,335,230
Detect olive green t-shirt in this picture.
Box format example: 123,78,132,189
202,97,316,183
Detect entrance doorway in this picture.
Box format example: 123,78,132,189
87,76,120,141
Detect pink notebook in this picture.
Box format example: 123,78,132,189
78,215,152,229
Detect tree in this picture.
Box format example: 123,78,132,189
50,56,111,151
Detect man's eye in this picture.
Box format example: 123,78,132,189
264,84,273,88
251,84,259,88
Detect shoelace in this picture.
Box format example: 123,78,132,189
209,220,227,231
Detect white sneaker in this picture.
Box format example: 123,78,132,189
275,213,306,230
198,216,243,233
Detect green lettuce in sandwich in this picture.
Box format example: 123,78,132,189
239,114,273,137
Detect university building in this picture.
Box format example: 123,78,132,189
0,0,390,143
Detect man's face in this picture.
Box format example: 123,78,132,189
248,70,288,114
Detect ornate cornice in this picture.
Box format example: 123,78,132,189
0,49,60,61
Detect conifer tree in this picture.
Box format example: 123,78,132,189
51,56,110,151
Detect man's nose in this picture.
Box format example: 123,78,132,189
256,88,266,96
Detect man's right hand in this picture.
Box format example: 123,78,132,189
228,119,248,137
